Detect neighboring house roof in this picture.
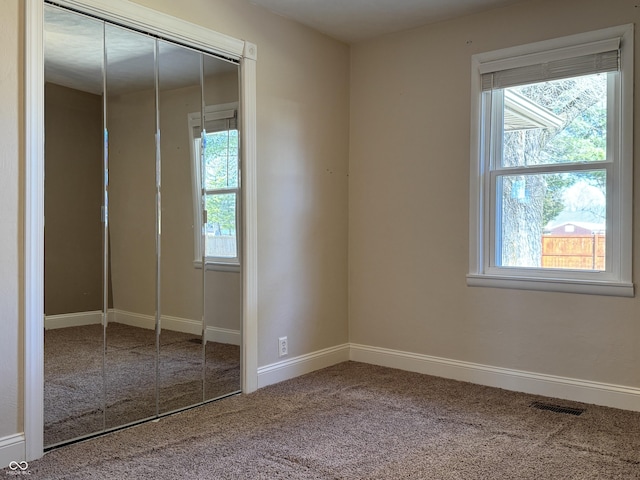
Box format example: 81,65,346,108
546,197,606,233
504,90,564,131
545,221,605,234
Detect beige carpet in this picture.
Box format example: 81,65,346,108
44,323,240,447
24,361,640,479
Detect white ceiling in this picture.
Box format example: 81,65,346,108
44,5,237,96
45,0,528,94
249,0,527,44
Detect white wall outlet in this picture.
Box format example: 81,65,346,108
278,336,288,357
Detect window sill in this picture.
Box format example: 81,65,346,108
193,260,241,273
466,273,634,297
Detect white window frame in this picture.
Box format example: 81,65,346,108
188,102,240,272
468,24,634,297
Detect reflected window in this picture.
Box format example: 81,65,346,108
189,103,240,268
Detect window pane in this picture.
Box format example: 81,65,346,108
497,170,605,270
205,193,237,259
501,73,608,168
203,129,238,190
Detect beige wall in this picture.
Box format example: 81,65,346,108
130,0,351,364
206,271,241,331
0,0,21,440
108,87,157,317
44,83,103,316
349,0,640,387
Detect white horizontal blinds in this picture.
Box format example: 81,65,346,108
192,109,237,137
204,109,237,131
481,39,620,91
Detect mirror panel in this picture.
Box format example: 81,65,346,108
201,53,242,401
43,5,106,447
104,23,158,429
43,4,243,447
157,40,205,414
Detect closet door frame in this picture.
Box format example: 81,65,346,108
25,0,258,461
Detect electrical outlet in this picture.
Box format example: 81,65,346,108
278,336,288,357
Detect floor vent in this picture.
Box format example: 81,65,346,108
530,401,585,416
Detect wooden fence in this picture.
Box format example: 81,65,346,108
541,234,605,270
205,234,236,258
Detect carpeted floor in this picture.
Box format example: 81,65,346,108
44,323,240,447
24,361,640,479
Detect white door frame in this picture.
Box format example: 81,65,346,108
24,0,258,461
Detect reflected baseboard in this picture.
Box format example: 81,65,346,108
114,310,193,333
115,310,241,346
44,310,104,329
205,326,241,346
45,309,241,346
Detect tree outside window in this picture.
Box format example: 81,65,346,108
497,74,607,269
203,128,239,261
468,25,633,296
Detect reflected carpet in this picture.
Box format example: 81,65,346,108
44,323,240,447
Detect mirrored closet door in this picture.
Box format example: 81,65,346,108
43,3,242,448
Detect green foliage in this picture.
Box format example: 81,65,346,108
202,130,238,236
541,174,567,227
541,103,607,226
543,97,607,164
203,130,238,189
205,193,236,235
511,75,607,228
499,74,608,266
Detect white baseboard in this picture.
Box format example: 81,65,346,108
163,314,201,335
350,344,640,412
257,344,350,389
45,309,241,345
115,310,199,334
44,310,103,329
113,310,155,330
39,314,640,412
115,310,240,344
206,326,241,346
0,434,25,470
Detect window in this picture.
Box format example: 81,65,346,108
189,103,240,270
468,25,633,296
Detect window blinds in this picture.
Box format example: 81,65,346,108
192,108,237,138
481,38,620,91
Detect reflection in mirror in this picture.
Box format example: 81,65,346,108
42,2,244,449
157,40,205,413
104,23,158,429
201,53,242,401
43,5,106,447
